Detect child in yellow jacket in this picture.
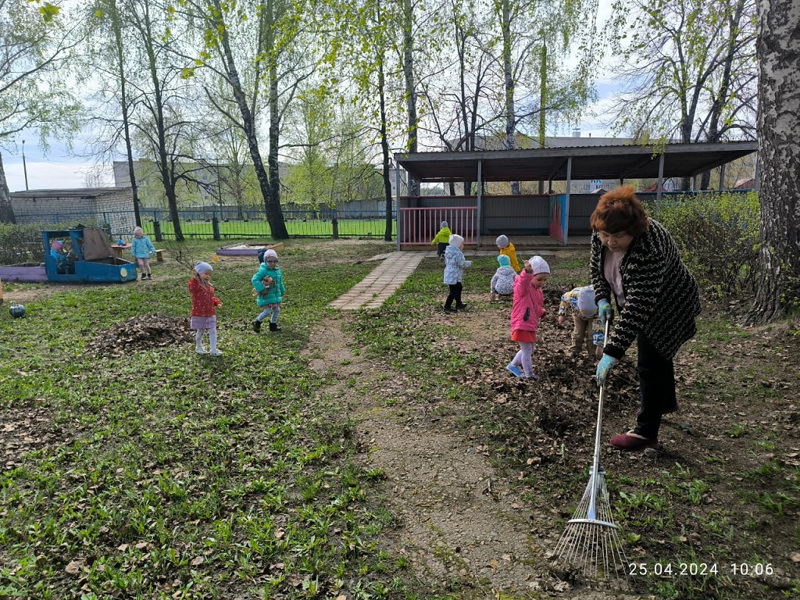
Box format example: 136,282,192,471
431,221,452,260
495,235,521,273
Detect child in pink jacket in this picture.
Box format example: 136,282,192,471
506,256,550,379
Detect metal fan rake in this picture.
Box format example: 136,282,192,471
553,318,629,580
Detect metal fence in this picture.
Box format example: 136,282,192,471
12,207,396,241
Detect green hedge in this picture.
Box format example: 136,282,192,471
0,223,46,265
648,192,760,298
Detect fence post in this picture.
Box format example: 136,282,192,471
212,216,221,240
153,221,163,242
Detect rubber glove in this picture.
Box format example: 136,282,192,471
597,299,612,325
595,354,618,387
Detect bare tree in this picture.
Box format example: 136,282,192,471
607,0,757,188
0,0,82,222
90,0,144,227
177,0,319,240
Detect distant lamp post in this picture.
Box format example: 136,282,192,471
22,140,29,190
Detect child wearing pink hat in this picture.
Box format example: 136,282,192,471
506,256,550,379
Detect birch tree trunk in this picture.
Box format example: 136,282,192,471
267,59,289,239
141,5,184,242
501,0,520,194
402,0,420,197
747,0,800,323
211,0,288,239
378,58,394,242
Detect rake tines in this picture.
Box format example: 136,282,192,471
554,468,628,579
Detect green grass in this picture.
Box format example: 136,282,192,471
0,239,424,599
139,218,396,240
3,240,799,600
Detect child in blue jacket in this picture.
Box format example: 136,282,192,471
251,249,285,332
130,226,157,280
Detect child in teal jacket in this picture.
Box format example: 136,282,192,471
251,249,285,332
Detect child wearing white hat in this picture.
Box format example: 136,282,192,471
506,256,549,379
443,234,471,311
189,262,223,356
251,249,285,332
557,284,605,358
490,254,516,300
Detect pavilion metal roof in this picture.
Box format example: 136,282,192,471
394,141,758,183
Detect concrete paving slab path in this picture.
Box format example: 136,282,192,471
329,240,590,310
328,251,433,310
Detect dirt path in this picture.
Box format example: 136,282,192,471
303,313,637,599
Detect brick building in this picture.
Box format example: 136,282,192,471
10,187,136,238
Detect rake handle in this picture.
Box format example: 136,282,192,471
587,316,612,520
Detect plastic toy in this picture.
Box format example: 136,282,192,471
9,304,25,318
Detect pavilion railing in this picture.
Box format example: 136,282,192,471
398,206,477,246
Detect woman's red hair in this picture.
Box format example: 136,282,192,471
590,185,649,236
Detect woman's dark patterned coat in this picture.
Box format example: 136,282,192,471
591,219,701,360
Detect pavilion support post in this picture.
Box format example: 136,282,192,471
476,160,483,246
657,154,665,202
564,156,572,246
395,167,401,251
719,164,726,192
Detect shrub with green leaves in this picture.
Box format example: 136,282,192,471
0,223,47,265
647,192,760,298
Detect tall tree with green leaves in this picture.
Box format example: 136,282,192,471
334,0,400,241
420,0,494,195
489,0,599,193
177,0,318,240
747,0,800,323
110,0,200,241
0,0,82,222
283,88,334,208
90,0,144,227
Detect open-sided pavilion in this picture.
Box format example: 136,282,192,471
393,141,758,248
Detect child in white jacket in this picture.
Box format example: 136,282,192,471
490,254,516,300
443,234,471,312
557,284,604,358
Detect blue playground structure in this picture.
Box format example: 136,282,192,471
42,226,138,283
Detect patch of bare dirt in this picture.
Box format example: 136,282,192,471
1,286,59,305
303,313,640,598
